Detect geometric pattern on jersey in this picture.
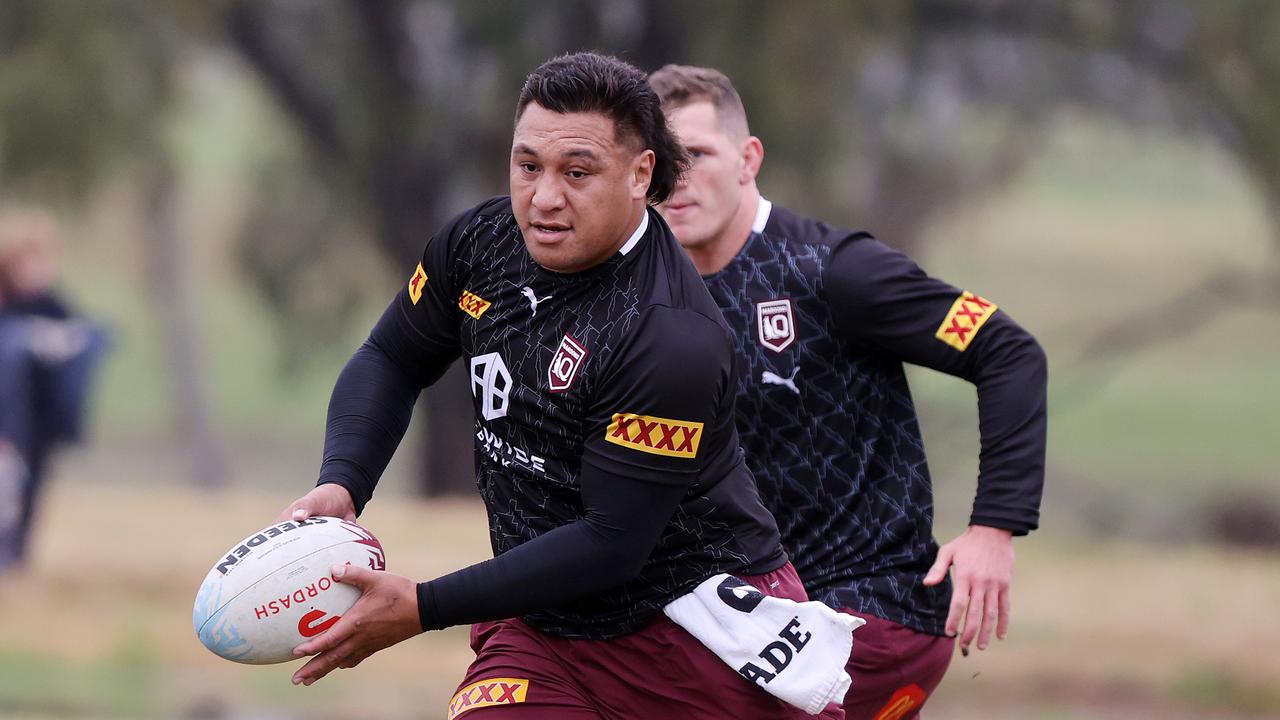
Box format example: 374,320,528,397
422,197,783,639
701,203,951,636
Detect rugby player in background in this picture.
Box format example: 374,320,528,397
276,53,840,720
651,64,1048,720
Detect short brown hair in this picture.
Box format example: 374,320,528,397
649,64,750,138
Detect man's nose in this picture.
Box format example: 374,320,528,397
531,175,565,212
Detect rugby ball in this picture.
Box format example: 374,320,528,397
193,516,386,664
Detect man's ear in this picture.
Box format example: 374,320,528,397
740,136,764,185
633,149,656,200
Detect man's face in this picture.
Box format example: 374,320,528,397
510,104,654,273
658,101,749,251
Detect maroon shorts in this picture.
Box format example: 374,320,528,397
838,610,954,720
446,562,844,720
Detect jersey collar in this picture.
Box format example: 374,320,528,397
618,209,650,256
752,197,773,235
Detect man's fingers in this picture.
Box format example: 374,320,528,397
292,507,312,522
330,563,375,590
976,586,1000,650
292,644,352,686
997,584,1012,640
293,613,354,657
959,584,984,649
944,575,969,638
339,649,370,669
922,545,954,587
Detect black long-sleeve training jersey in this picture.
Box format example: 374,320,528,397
317,197,785,640
701,200,1047,636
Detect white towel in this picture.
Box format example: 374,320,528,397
663,574,865,715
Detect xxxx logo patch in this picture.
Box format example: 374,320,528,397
458,290,492,319
448,678,529,718
606,413,703,459
935,291,997,351
873,684,927,720
407,263,427,305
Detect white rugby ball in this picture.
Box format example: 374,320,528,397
193,516,386,664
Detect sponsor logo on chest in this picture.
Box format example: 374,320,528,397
756,298,796,352
469,352,511,421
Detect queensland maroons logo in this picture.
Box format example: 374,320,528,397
548,335,587,393
756,299,796,352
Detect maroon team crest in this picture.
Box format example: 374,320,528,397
548,334,588,392
756,299,796,352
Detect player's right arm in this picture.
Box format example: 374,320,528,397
280,201,492,522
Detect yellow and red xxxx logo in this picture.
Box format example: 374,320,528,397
448,677,529,718
935,291,997,351
407,263,427,305
458,290,492,319
873,684,927,720
605,413,703,459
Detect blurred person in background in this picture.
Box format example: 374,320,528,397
651,64,1048,719
0,207,108,574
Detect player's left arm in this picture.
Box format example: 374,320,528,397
287,465,687,686
825,234,1048,652
288,307,730,686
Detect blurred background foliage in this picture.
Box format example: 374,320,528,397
1,1,1278,718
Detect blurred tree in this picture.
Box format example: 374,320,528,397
7,0,1279,497
0,0,229,489
220,0,691,495
214,0,1280,495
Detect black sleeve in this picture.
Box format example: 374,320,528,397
415,459,687,630
315,305,455,515
825,235,1048,534
579,306,732,484
315,202,487,512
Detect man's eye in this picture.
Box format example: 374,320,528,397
689,150,706,159
520,163,538,173
567,170,588,179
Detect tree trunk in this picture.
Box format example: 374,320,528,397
146,161,229,491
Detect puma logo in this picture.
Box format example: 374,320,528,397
521,286,553,316
761,368,800,395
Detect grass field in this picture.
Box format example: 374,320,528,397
1,463,1278,720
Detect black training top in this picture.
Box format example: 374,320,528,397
700,201,1047,636
317,196,785,640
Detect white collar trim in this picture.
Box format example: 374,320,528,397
752,197,773,234
619,209,649,256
